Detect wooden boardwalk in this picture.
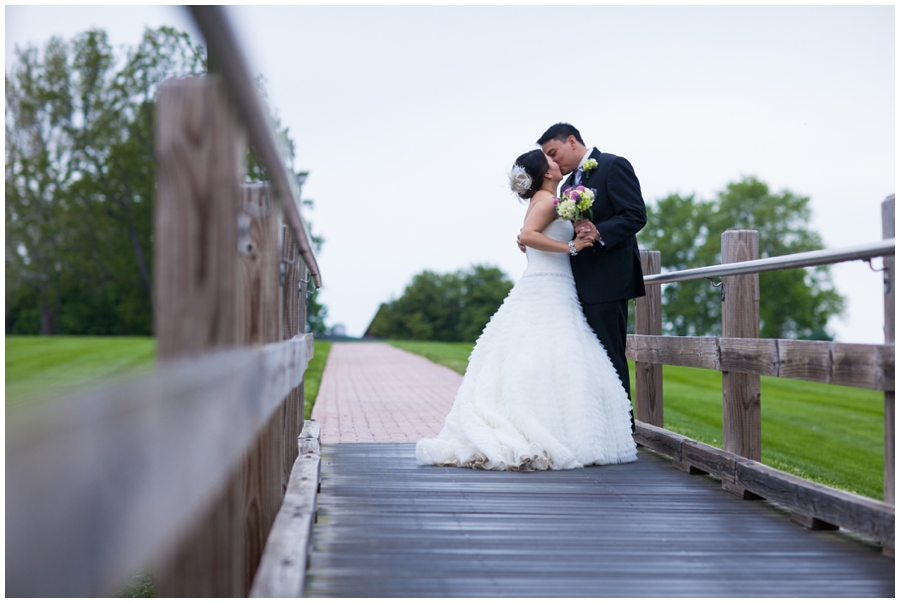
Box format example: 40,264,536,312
304,344,893,597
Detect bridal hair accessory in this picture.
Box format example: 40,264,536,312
553,186,595,222
508,164,532,197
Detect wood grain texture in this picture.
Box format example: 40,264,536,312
721,229,761,461
304,443,893,597
236,183,285,593
5,336,313,597
626,335,719,369
237,183,281,345
635,251,663,426
634,421,684,461
154,76,245,360
152,75,248,597
627,335,894,390
280,223,303,490
250,420,322,598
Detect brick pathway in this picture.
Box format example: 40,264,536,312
310,342,461,444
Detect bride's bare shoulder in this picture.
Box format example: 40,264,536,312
524,190,557,224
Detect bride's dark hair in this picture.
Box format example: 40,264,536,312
509,149,549,200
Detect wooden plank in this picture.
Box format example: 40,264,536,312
5,335,313,597
634,251,663,426
830,342,879,388
626,335,719,369
628,336,894,390
250,420,322,598
153,75,245,359
735,459,894,547
680,439,742,485
304,443,894,597
721,229,761,461
281,223,303,490
281,224,299,339
717,336,777,377
633,421,684,463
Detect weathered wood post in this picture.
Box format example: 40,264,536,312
154,76,248,597
281,223,302,489
883,195,894,515
721,229,762,474
237,183,285,589
635,250,663,426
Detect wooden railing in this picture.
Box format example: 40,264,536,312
6,7,319,597
630,194,895,554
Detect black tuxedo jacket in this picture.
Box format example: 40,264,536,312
564,148,647,304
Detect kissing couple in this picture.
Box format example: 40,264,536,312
417,122,648,471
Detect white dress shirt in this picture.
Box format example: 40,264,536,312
572,147,594,186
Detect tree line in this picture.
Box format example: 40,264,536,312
368,176,844,342
366,265,513,342
5,27,328,336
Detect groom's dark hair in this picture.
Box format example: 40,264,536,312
537,123,584,146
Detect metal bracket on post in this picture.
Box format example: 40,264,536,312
279,257,296,286
708,278,725,301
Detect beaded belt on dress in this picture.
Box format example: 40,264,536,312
520,271,571,279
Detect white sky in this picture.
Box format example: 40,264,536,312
5,4,896,343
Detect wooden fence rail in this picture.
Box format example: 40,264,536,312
630,194,895,552
7,10,320,595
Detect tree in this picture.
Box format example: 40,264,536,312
366,265,513,342
637,176,845,339
5,27,206,334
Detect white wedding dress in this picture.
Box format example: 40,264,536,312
416,219,638,471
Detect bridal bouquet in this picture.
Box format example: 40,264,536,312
554,186,594,222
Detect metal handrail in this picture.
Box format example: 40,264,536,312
644,238,895,285
187,6,322,288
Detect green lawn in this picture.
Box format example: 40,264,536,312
304,341,332,420
6,336,157,416
388,340,885,500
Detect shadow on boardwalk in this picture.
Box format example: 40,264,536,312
306,444,893,597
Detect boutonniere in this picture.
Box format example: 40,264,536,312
582,158,598,177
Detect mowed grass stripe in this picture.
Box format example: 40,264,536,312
388,340,884,500
5,336,157,415
6,337,333,422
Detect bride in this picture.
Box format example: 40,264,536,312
415,149,638,470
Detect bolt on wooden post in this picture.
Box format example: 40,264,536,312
635,250,663,426
721,229,761,464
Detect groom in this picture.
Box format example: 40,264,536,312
535,123,647,431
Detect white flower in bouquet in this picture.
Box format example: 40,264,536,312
554,186,595,222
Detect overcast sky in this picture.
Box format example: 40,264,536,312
5,4,895,342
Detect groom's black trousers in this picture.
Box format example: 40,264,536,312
581,298,635,433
